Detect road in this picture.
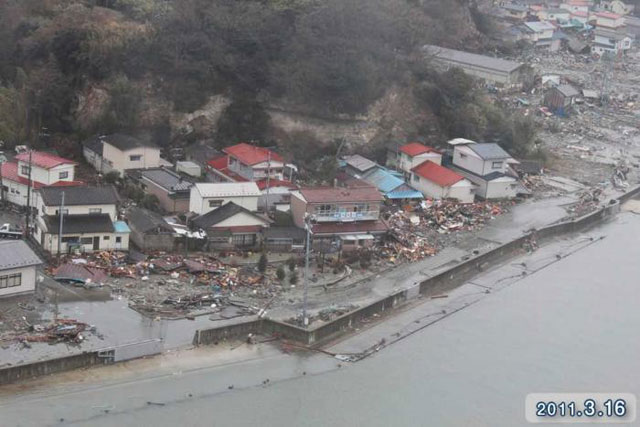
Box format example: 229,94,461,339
2,212,638,426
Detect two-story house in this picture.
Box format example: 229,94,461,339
448,141,520,199
207,143,290,183
394,142,442,179
290,186,387,251
592,28,633,55
83,134,161,176
522,21,556,47
189,182,261,215
34,186,130,254
0,151,81,206
128,168,193,213
593,11,625,29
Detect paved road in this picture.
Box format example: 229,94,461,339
1,212,638,426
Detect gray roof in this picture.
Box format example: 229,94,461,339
503,4,528,12
0,240,42,270
191,202,267,230
343,155,378,173
83,134,157,153
44,214,114,234
423,45,523,74
138,169,193,192
555,84,579,98
468,143,512,160
126,207,174,234
39,186,119,206
524,21,555,33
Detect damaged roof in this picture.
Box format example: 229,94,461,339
0,240,42,270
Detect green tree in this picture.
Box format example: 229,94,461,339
276,266,286,281
258,253,268,273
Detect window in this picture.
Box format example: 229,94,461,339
315,204,333,216
20,165,30,175
89,208,102,214
103,236,110,240
59,171,69,179
491,161,503,169
0,273,22,289
353,203,369,213
116,236,122,243
208,200,223,208
413,174,420,182
80,237,93,245
129,155,142,161
61,236,79,243
56,209,69,215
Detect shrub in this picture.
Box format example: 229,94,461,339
258,253,268,273
276,266,286,281
289,272,299,285
287,257,296,272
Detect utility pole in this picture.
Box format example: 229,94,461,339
302,214,312,327
58,191,64,261
264,150,271,214
25,150,33,239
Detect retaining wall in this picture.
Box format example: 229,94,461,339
4,187,639,386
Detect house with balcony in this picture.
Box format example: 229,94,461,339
394,142,442,179
0,151,81,206
189,182,261,215
83,134,161,176
290,186,387,251
34,186,130,255
448,140,520,200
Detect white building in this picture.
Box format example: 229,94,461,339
83,134,161,176
410,161,475,203
593,11,625,28
395,142,442,178
592,28,633,54
189,182,261,215
560,1,590,14
0,240,42,298
0,151,80,207
537,8,571,21
34,186,130,255
449,141,520,199
522,21,556,46
599,0,634,15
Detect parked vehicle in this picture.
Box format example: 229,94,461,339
0,223,23,239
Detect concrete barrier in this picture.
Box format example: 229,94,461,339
4,188,639,386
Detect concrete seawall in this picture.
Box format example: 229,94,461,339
2,187,637,386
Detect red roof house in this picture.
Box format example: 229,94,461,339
410,161,475,203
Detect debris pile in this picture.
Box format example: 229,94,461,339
17,319,90,344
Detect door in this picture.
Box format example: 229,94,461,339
93,236,100,251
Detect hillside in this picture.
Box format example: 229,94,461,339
0,0,534,169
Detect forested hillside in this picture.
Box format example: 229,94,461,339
0,0,537,165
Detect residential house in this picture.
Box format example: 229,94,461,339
570,10,591,25
410,161,475,203
0,151,81,207
537,8,571,21
544,84,580,115
290,186,387,251
130,168,193,213
34,186,130,255
207,143,290,183
264,226,306,253
256,179,298,211
176,161,202,178
396,142,442,178
359,167,424,201
189,182,261,215
593,11,625,29
423,45,525,88
522,21,557,46
599,0,634,15
560,0,590,13
0,240,42,298
342,154,378,177
502,3,529,20
191,202,270,251
449,141,520,199
83,134,161,176
592,28,633,55
126,207,177,252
